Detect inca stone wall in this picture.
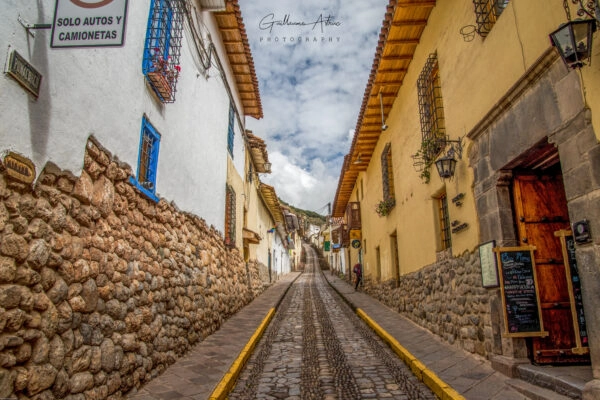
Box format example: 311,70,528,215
0,137,267,399
364,251,494,358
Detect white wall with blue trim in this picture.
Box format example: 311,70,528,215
0,0,250,233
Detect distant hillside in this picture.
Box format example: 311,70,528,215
278,198,326,227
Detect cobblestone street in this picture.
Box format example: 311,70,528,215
229,245,436,399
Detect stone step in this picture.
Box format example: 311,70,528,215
517,364,590,400
506,379,575,400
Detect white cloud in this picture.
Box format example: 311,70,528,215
239,0,386,212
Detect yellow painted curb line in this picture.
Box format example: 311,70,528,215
208,308,276,400
356,308,466,400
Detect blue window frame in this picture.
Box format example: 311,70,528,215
227,103,235,157
143,0,183,103
129,116,161,202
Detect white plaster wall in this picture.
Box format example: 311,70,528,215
0,1,250,232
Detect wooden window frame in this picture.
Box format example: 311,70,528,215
381,143,395,204
438,193,452,251
130,116,161,202
224,185,236,247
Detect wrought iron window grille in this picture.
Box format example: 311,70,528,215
381,143,395,204
143,0,184,103
225,185,236,247
473,0,510,37
412,53,446,183
438,193,452,250
130,117,161,203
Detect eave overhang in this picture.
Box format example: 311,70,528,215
259,183,284,224
214,0,263,119
243,227,261,244
332,0,435,217
246,130,271,173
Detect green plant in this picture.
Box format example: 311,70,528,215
412,136,443,184
375,198,396,217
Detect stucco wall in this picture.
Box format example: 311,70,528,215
0,137,268,399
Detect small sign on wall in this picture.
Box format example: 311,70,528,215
6,50,42,97
3,152,36,184
51,0,129,48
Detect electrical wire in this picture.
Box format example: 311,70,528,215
179,0,245,133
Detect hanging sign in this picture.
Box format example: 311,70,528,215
51,0,129,48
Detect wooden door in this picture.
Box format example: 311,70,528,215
513,172,589,364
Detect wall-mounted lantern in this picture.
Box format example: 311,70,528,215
550,19,596,68
550,1,597,69
435,155,457,180
434,136,463,180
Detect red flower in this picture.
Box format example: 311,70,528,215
174,65,181,72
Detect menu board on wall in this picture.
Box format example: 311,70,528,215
494,246,549,338
555,230,589,354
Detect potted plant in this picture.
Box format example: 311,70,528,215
375,198,396,217
147,49,181,101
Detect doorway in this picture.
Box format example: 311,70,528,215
512,161,589,364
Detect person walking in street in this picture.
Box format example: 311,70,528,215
353,263,362,290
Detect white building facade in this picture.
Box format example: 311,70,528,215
1,0,261,233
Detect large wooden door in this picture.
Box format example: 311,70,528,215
513,172,589,364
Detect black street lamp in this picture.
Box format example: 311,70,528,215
435,155,457,180
550,19,597,68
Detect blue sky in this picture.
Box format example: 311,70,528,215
238,0,387,214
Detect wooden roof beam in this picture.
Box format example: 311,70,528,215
385,38,420,45
391,19,428,27
381,55,413,61
374,79,403,85
396,1,436,8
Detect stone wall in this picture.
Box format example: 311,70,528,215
0,137,267,399
363,251,494,358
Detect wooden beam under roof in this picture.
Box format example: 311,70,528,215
381,55,414,61
385,38,420,44
332,0,436,217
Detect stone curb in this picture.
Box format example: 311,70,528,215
208,308,275,400
356,308,466,400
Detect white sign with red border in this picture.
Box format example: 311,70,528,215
51,0,128,48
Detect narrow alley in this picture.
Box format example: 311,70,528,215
229,245,435,399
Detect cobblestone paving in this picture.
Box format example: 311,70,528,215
229,246,436,400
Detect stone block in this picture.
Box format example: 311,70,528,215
555,69,585,124
563,163,593,201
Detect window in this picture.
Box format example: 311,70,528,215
130,116,161,202
143,0,184,103
417,53,446,164
381,143,395,204
224,185,236,247
473,0,509,37
437,193,452,251
227,103,235,157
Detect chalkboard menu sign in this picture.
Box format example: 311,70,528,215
555,230,589,354
494,246,548,338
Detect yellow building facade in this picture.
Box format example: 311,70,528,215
333,0,600,396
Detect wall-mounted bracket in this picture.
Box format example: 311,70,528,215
18,14,52,38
